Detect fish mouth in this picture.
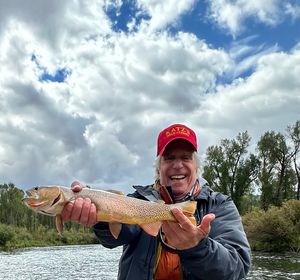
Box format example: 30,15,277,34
25,200,49,208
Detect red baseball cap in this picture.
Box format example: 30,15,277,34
157,124,197,156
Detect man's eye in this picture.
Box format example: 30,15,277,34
183,156,192,160
164,156,174,161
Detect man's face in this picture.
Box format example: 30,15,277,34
158,140,198,199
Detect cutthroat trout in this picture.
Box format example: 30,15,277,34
22,185,197,238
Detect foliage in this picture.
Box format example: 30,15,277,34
243,199,300,252
257,131,296,209
0,223,97,251
0,224,15,246
203,120,299,214
287,120,300,200
203,131,260,214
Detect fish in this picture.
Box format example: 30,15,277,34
22,185,197,238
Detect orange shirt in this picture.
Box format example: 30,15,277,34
153,180,200,280
155,246,182,280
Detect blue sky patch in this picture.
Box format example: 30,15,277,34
31,54,70,83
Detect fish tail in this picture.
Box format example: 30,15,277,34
173,201,197,225
175,200,197,215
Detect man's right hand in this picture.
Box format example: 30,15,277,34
61,181,97,227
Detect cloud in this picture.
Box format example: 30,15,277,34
191,47,300,155
284,2,300,21
136,0,196,31
0,2,231,191
206,0,294,37
0,0,299,194
227,36,280,79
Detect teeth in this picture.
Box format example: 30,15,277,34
170,175,185,180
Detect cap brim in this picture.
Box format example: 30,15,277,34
158,137,197,156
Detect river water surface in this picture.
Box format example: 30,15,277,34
0,244,299,279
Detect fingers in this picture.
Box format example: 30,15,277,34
61,202,73,221
171,208,194,230
79,198,92,225
80,198,97,226
70,180,84,192
70,197,84,221
62,197,97,227
87,203,97,226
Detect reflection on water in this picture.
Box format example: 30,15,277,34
0,245,299,280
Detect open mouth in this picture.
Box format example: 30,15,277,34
170,175,186,180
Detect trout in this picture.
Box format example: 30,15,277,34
22,185,197,238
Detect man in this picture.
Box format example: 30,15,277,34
62,124,251,280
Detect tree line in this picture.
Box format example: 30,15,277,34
203,120,300,214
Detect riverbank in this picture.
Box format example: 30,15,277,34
0,223,97,251
1,221,299,253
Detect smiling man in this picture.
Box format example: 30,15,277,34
62,124,251,280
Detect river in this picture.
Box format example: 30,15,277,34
0,245,299,279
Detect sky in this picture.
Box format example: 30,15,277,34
0,0,299,193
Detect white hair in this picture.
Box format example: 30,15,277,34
154,151,201,180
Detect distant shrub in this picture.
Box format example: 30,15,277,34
0,223,15,247
243,199,300,252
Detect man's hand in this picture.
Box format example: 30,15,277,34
61,181,97,227
162,208,215,250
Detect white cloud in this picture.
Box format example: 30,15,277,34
284,3,300,21
207,0,291,37
228,36,280,79
0,0,299,194
191,48,300,155
137,0,196,31
0,1,231,191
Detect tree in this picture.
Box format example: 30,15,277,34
203,131,260,213
257,130,296,209
287,120,300,200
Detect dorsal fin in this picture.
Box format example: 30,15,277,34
106,190,124,195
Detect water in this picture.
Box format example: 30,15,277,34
0,245,121,280
0,245,299,280
248,252,300,280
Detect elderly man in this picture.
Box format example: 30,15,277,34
62,124,251,280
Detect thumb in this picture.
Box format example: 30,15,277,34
71,181,83,192
198,213,215,236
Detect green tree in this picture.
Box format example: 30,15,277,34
203,131,260,213
287,120,300,200
257,131,296,209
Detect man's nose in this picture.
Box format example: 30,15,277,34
172,159,183,168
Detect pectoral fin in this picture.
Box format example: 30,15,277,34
55,214,63,236
140,221,162,237
109,222,122,239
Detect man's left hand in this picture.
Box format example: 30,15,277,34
162,208,215,250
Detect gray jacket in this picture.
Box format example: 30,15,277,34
93,181,251,280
